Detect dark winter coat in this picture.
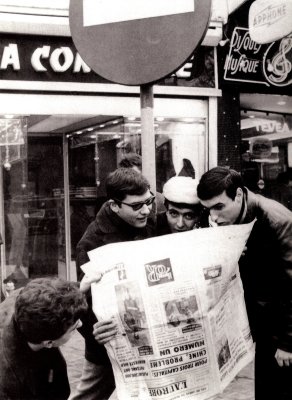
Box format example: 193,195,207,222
76,201,155,364
0,317,70,400
239,188,292,351
76,201,155,277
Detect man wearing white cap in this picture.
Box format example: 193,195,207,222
157,176,207,235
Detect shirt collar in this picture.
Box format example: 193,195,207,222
235,188,248,225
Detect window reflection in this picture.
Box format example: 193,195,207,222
0,114,207,297
1,127,65,295
241,111,292,210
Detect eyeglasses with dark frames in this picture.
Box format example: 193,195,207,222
115,192,156,211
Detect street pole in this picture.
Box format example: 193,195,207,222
140,84,156,194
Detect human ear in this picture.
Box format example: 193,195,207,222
43,340,53,348
235,188,243,202
109,200,119,214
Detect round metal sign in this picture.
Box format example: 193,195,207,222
69,0,211,86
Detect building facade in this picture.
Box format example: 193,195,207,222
217,0,292,201
0,1,225,297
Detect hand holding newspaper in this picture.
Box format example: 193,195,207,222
82,221,255,400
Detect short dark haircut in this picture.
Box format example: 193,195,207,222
106,167,150,202
164,199,203,214
15,277,87,344
4,277,16,284
118,153,142,170
197,167,244,201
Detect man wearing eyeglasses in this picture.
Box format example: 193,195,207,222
71,168,156,400
89,175,208,400
118,152,165,213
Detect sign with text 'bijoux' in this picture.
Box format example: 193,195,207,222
69,0,211,85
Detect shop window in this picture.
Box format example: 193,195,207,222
1,108,208,294
68,116,206,262
0,116,28,296
27,136,65,279
240,110,292,210
0,116,66,300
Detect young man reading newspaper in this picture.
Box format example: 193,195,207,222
71,168,156,400
197,166,292,400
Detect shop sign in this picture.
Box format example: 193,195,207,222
263,37,292,87
224,27,265,85
241,114,292,139
223,27,292,88
249,0,292,44
70,0,211,85
249,137,272,158
254,119,290,134
0,34,213,86
0,34,107,84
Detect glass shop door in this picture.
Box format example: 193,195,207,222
0,116,66,299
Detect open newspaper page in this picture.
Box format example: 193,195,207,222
83,221,255,400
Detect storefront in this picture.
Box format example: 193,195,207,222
0,4,223,298
217,0,292,204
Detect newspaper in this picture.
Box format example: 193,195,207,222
83,221,255,400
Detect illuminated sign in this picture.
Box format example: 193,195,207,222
255,119,290,133
0,34,212,85
0,43,90,74
223,27,292,88
249,0,292,44
241,115,292,143
224,28,265,85
263,37,292,87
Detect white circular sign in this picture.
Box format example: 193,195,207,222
69,0,211,85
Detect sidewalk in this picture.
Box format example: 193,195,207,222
62,331,255,400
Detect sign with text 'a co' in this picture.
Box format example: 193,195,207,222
69,0,211,86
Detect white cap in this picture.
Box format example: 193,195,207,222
163,177,200,205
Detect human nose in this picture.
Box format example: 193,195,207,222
140,203,151,215
210,209,218,223
176,215,184,228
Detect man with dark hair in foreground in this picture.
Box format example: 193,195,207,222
72,168,156,400
197,166,292,400
0,277,87,400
